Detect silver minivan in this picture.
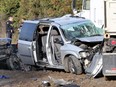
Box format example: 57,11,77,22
18,15,103,77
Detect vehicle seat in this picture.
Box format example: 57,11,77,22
41,34,47,53
40,27,48,53
51,29,62,64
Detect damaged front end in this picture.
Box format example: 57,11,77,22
72,37,103,77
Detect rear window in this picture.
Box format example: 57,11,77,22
19,23,38,41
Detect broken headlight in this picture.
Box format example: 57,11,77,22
79,51,89,58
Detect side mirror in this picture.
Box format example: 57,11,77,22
54,38,64,45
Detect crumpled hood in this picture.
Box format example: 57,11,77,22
76,36,103,42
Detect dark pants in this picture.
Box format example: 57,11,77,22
6,32,12,44
6,32,12,38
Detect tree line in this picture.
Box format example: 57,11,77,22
0,0,82,30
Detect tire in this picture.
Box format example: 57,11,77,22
6,54,21,70
66,55,82,75
64,57,70,72
104,76,109,81
104,76,115,81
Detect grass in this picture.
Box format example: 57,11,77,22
0,31,6,38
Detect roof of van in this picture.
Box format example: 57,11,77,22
24,15,88,25
24,20,39,24
51,16,87,25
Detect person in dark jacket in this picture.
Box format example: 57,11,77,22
6,16,14,39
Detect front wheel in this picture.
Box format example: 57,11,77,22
64,55,82,75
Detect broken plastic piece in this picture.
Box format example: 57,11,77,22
0,75,10,79
42,80,51,87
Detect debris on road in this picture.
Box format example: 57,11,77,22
42,80,51,87
0,75,10,79
46,76,80,87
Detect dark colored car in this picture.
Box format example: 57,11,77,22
0,38,20,70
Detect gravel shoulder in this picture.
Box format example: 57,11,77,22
0,69,116,87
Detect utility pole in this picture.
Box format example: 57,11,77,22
72,0,77,15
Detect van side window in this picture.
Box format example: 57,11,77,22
19,23,38,41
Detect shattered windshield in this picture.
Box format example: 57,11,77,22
61,20,103,40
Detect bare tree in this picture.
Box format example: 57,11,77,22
0,14,6,37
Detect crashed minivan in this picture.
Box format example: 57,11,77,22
18,15,103,77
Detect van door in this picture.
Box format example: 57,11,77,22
46,26,63,65
18,22,39,65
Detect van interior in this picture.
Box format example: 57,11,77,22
34,24,49,62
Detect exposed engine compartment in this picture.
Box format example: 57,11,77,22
72,39,102,67
73,39,101,49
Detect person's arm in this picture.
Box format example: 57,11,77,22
6,21,10,32
10,21,14,33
